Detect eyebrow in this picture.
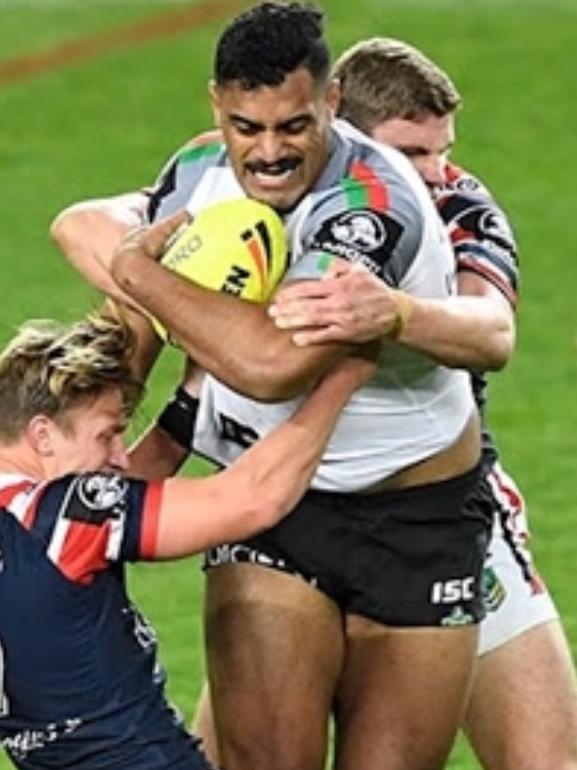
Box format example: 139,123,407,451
228,113,314,131
397,141,454,155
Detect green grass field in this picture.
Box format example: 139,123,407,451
1,0,576,767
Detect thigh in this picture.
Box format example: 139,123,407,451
205,563,344,770
465,619,577,770
191,683,219,767
334,614,478,770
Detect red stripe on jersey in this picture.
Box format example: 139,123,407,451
57,521,110,585
139,481,164,559
449,226,474,245
0,481,34,508
443,162,464,184
457,257,518,307
492,470,524,512
21,491,41,530
350,161,389,212
0,480,40,528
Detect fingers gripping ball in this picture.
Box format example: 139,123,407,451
151,198,288,342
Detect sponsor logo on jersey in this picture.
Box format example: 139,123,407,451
77,474,128,511
62,474,128,526
482,566,507,612
331,210,387,250
439,606,475,627
478,209,515,250
205,544,318,587
311,209,403,272
430,576,475,605
2,719,82,761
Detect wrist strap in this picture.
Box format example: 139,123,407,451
386,290,414,340
156,386,199,450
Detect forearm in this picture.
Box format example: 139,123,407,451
154,357,372,557
128,384,199,478
227,358,372,518
112,251,347,400
271,266,515,371
50,194,147,306
399,294,515,370
129,424,189,479
104,300,163,381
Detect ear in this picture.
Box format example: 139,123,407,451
325,77,341,118
208,80,222,127
26,415,56,457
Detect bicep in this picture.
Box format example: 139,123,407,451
153,475,256,559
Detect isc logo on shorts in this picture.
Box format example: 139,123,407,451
430,576,475,605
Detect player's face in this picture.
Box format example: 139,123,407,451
211,67,339,212
370,113,455,187
48,388,129,476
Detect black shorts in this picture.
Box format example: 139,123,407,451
204,463,491,627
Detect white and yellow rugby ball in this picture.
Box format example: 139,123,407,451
152,198,288,342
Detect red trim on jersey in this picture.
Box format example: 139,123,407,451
139,481,164,559
0,480,39,528
57,521,110,585
21,491,41,530
450,226,475,245
457,257,518,307
350,161,389,212
0,481,33,508
443,162,464,184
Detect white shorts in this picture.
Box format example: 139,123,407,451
478,462,558,656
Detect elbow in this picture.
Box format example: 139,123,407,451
50,207,78,253
218,346,314,402
251,490,291,532
480,326,516,372
235,369,308,402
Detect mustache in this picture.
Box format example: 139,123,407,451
244,157,301,174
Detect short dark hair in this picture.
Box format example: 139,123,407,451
334,38,461,132
214,1,330,89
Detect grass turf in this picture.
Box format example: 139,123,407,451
0,1,576,767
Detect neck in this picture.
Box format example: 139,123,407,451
0,443,44,481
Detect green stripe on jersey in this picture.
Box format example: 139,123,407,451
178,142,222,164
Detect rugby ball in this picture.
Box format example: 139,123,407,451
152,198,288,342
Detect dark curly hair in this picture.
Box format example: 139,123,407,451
214,2,330,89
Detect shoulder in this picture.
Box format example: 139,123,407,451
436,163,520,303
148,130,229,221
9,473,158,583
290,126,440,286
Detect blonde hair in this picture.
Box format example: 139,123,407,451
334,37,461,133
0,313,143,442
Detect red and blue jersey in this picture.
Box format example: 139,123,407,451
433,162,520,469
0,473,210,770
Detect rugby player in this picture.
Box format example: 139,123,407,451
0,215,373,770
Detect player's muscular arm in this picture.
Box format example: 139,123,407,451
111,215,351,402
52,194,166,381
401,270,515,370
50,192,149,308
154,354,375,558
128,364,202,478
270,260,514,371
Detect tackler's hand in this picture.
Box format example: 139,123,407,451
110,210,191,278
269,257,414,346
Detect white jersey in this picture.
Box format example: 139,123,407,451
149,120,475,491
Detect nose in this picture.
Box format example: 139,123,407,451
255,130,283,163
418,154,446,186
109,435,130,473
